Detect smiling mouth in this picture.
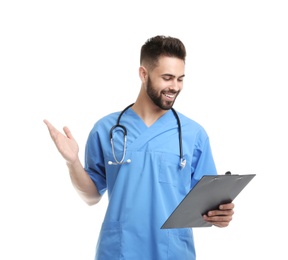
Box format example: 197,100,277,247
164,93,176,100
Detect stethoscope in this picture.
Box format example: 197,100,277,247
108,103,186,169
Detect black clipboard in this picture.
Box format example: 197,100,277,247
161,173,256,229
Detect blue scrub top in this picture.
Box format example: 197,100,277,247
84,108,217,260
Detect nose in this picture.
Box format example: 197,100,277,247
170,79,182,92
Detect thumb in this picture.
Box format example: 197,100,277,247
63,126,74,140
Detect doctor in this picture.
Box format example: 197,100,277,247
44,35,234,260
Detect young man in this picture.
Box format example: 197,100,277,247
44,35,234,260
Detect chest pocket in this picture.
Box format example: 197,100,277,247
159,153,191,189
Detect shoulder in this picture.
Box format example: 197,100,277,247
88,111,120,135
174,110,211,151
175,110,208,135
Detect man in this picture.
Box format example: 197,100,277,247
44,35,234,260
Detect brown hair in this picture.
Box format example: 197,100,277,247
140,35,186,69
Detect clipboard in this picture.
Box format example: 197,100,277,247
161,173,256,229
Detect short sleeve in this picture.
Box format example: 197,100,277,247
84,129,107,196
190,136,217,189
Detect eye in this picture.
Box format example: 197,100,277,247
162,76,173,81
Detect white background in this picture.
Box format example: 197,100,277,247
1,0,287,259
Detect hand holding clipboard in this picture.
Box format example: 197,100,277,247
161,172,256,228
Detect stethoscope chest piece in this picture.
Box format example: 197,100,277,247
180,158,186,169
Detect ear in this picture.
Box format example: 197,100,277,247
139,66,148,83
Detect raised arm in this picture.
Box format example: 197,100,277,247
43,119,101,205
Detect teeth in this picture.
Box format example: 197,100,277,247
165,94,175,98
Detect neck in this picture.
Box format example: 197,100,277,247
132,100,167,127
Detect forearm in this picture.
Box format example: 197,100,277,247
66,158,101,206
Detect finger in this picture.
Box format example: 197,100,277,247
206,209,234,217
204,218,230,227
43,119,58,132
43,119,58,138
204,215,233,222
203,215,233,227
63,126,74,140
219,203,235,210
211,221,230,228
43,119,52,128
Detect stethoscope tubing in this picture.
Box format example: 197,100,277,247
109,103,185,168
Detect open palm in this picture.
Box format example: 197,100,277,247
44,119,79,164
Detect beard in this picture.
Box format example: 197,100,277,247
146,76,179,110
